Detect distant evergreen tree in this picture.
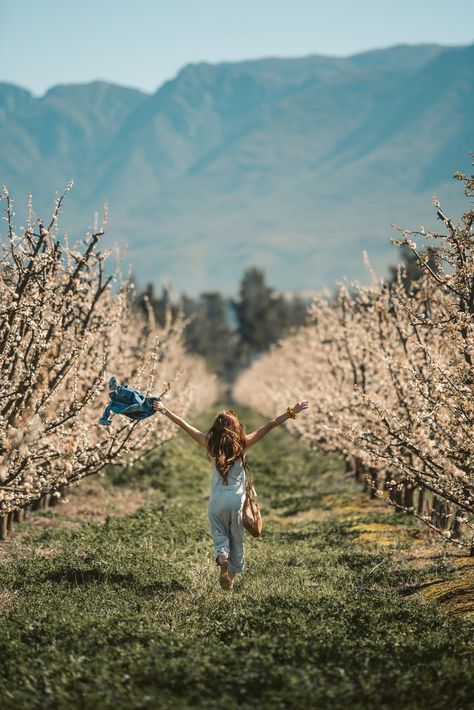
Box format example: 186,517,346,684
135,267,309,381
233,267,308,364
181,292,239,381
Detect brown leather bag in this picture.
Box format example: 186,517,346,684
242,460,263,537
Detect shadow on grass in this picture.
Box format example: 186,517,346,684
274,492,328,515
30,567,185,596
269,521,358,546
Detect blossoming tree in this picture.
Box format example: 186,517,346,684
0,186,218,537
235,178,474,554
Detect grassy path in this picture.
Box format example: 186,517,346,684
0,406,473,709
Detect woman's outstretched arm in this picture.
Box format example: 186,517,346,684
152,401,208,448
245,400,309,449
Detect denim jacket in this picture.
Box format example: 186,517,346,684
99,377,160,426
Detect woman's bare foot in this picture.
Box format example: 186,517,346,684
218,552,232,590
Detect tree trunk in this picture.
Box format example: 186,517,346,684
0,516,7,540
13,508,25,523
367,468,378,499
431,496,450,529
450,509,462,540
417,487,425,515
391,485,404,513
31,497,42,511
7,511,14,536
344,458,354,479
403,484,414,510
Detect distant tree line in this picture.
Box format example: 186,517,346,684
135,252,436,383
135,267,309,382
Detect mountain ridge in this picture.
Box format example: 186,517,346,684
0,43,472,295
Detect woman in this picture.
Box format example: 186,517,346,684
152,400,309,590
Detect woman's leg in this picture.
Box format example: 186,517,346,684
217,550,232,590
208,503,233,589
228,507,245,577
208,505,230,561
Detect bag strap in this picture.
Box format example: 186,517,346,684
243,455,254,491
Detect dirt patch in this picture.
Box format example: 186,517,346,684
0,478,147,563
53,478,147,524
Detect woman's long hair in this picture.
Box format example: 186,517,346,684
207,410,246,483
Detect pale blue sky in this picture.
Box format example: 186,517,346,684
1,0,473,95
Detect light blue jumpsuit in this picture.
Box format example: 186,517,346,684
208,458,246,573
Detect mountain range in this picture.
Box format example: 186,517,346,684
1,43,473,295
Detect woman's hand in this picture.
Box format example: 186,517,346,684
152,400,165,413
246,400,310,448
292,400,309,414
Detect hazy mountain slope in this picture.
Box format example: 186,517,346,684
0,44,471,294
0,81,146,205
106,44,471,291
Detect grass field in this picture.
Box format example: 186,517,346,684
0,406,473,709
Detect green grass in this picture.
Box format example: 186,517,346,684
0,406,472,709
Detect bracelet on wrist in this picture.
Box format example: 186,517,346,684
286,406,296,419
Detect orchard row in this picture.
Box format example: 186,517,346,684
0,185,218,533
236,181,474,554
